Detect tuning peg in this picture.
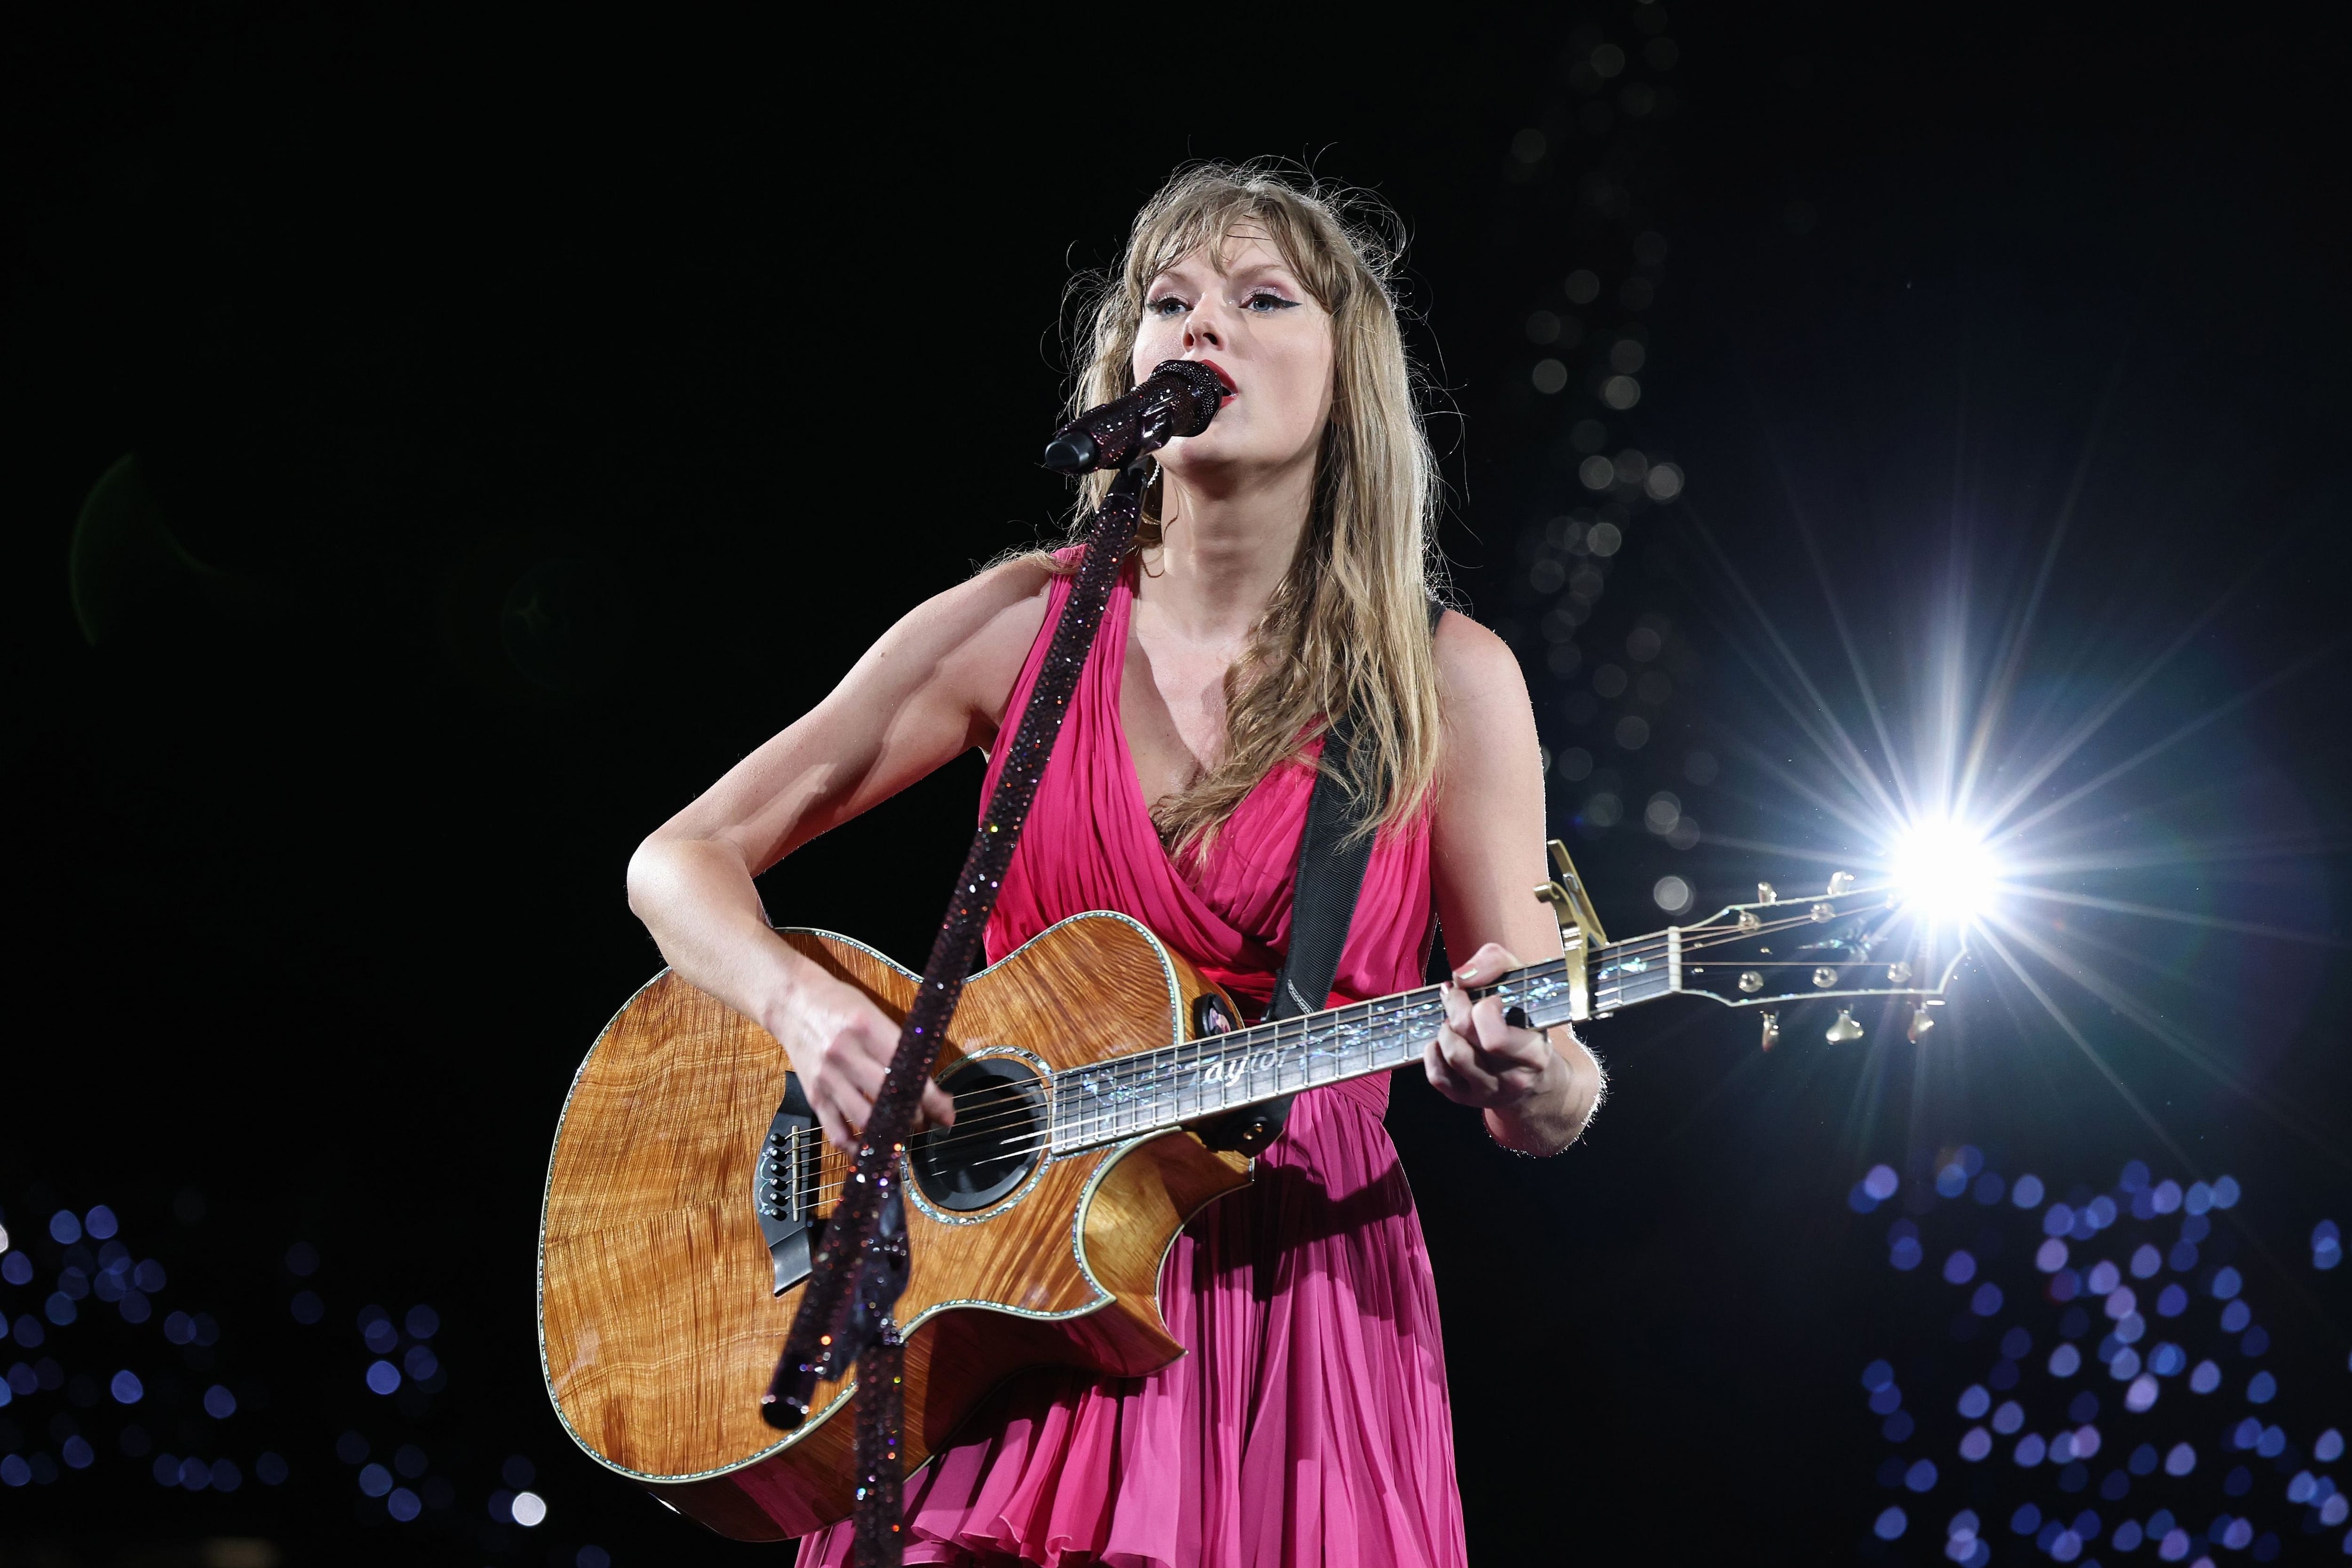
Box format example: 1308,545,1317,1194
1907,1003,1936,1043
1886,961,1912,985
1826,1009,1866,1043
1759,1011,1780,1051
1757,882,1778,905
1737,970,1764,994
1828,871,1856,895
1736,909,1761,933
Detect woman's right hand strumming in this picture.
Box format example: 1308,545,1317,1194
764,967,956,1153
624,557,1054,1153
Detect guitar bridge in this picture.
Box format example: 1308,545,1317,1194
755,1076,824,1296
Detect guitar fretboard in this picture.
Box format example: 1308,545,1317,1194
1048,931,1674,1152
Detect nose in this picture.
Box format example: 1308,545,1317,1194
1182,299,1226,353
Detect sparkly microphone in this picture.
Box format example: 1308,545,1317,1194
1041,359,1228,473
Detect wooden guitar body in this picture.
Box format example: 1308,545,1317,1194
537,912,1250,1541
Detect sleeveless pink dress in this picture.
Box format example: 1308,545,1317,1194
799,559,1468,1568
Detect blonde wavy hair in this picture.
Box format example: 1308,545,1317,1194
1042,160,1446,858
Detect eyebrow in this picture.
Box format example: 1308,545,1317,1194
1147,257,1303,293
1221,260,1300,287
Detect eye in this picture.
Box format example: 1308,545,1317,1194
1243,291,1300,313
1145,294,1189,318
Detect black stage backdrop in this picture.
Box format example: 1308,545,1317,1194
5,6,2350,1564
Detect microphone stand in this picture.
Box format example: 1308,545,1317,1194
760,446,1160,1568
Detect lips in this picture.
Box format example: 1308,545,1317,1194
1196,358,1239,396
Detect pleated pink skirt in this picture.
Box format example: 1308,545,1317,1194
796,1077,1468,1568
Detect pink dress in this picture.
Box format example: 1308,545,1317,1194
800,559,1467,1568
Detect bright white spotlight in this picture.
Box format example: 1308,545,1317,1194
1891,817,2001,923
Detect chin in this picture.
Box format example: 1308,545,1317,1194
1159,428,1276,475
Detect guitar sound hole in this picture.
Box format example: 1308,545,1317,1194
911,1057,1046,1213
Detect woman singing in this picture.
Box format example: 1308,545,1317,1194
626,162,1606,1568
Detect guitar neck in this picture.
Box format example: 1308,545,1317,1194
1049,931,1675,1152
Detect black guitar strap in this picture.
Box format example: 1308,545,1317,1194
1203,599,1443,1154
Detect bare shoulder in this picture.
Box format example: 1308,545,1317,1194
1431,607,1534,732
890,555,1055,655
868,555,1058,738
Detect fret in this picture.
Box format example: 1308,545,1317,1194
1311,1010,1343,1086
1129,1056,1157,1133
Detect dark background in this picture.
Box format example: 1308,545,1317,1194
5,4,2349,1563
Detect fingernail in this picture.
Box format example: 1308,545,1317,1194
1452,966,1476,984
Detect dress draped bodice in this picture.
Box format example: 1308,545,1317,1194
978,554,1437,1121
795,551,1467,1568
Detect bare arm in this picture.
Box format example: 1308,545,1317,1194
1424,611,1607,1155
625,559,1054,1149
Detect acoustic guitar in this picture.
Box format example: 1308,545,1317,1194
536,847,1959,1539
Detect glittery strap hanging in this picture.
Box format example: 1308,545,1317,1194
761,456,1154,1568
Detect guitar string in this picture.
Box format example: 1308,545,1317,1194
788,980,1492,1155
788,951,1914,1206
882,983,1477,1153
795,906,1889,1166
905,901,1896,1155
789,965,1560,1198
913,898,1834,1147
791,1046,1423,1204
788,995,1457,1201
908,895,1878,1143
782,903,1917,1194
794,1022,1419,1194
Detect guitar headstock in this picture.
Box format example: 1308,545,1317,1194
1534,842,1968,1045
1670,872,1965,1012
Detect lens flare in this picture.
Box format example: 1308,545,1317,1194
1891,818,2001,925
